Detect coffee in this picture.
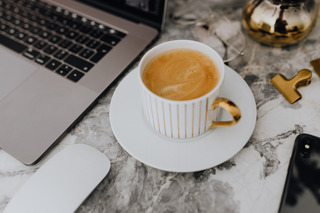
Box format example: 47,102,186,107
142,48,220,101
139,40,241,139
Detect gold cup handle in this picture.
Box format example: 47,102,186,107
209,97,241,129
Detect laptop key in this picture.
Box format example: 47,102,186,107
30,27,42,35
4,13,13,22
59,39,72,48
21,22,31,30
86,39,100,49
60,17,71,26
15,31,27,40
56,64,72,76
23,47,40,60
79,25,92,34
39,31,51,39
79,48,94,59
44,45,58,54
56,27,68,35
64,54,94,72
13,18,22,26
90,44,111,63
76,35,89,44
6,27,17,35
35,54,51,65
45,59,61,71
21,10,29,18
24,36,37,45
68,21,82,30
34,40,47,50
101,34,120,46
90,29,104,38
67,70,84,82
105,27,126,38
46,22,58,30
38,18,47,27
0,33,27,53
49,35,62,44
0,23,8,31
65,31,78,39
28,14,40,23
54,49,69,60
69,44,83,53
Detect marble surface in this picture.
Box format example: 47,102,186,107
1,0,320,212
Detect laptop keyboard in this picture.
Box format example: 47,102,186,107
0,0,126,82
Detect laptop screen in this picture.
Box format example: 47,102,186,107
77,0,166,31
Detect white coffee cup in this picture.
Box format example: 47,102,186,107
138,40,241,139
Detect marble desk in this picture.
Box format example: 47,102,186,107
1,1,320,212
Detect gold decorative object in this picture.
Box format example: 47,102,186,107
270,69,312,104
310,58,320,78
209,98,241,128
242,0,318,47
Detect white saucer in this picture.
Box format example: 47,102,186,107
110,66,257,172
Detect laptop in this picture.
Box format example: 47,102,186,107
0,0,167,164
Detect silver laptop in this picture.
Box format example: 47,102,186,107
0,0,167,164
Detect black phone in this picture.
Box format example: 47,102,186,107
278,134,320,213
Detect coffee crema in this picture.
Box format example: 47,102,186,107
142,48,220,101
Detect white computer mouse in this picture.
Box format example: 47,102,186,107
4,144,111,213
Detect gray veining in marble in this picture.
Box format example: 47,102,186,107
1,0,320,212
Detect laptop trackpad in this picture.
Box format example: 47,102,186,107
0,48,37,102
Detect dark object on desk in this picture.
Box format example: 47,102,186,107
278,134,320,213
0,0,166,164
310,58,320,78
270,69,312,104
242,0,318,47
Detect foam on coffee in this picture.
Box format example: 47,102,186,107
142,48,220,101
